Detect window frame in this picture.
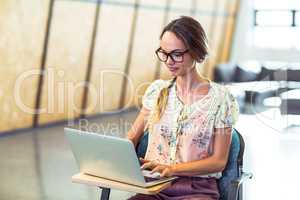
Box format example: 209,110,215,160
254,9,299,27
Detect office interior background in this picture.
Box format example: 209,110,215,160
0,0,299,199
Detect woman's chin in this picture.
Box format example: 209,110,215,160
168,72,177,77
168,69,179,76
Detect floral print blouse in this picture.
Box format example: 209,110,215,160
142,79,239,178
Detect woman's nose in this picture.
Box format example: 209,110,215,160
166,56,174,65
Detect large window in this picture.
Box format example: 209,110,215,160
253,0,300,49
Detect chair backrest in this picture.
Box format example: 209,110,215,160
135,128,245,200
136,130,149,159
218,128,244,200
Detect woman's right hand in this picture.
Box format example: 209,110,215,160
140,158,175,177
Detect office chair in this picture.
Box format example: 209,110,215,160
136,128,253,200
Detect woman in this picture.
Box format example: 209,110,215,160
127,16,239,200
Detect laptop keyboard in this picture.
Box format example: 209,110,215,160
142,170,163,182
144,176,161,182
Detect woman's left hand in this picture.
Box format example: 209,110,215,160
140,158,175,177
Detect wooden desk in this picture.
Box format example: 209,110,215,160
72,173,172,200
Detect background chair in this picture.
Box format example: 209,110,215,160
136,128,252,200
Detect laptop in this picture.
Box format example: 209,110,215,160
64,128,177,188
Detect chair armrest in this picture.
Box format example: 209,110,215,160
227,172,253,200
231,172,253,187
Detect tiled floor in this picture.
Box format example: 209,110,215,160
0,108,299,200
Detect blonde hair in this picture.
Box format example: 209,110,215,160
152,77,176,124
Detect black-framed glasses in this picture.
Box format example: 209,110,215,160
155,48,189,63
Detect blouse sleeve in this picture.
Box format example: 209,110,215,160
142,80,166,111
214,88,239,129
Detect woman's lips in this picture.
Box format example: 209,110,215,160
168,67,179,72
